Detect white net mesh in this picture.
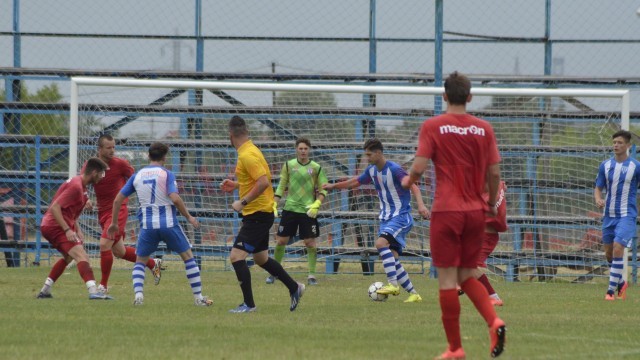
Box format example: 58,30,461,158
72,79,628,279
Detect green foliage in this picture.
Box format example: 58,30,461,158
1,83,68,136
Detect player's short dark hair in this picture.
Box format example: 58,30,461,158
444,71,471,105
149,142,169,161
612,130,632,143
229,116,249,137
296,137,311,148
363,138,383,153
83,157,108,174
97,134,114,148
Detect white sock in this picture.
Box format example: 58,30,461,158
40,277,54,294
86,280,97,293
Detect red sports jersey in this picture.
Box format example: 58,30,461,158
416,113,501,212
41,176,88,229
87,157,134,220
484,181,508,232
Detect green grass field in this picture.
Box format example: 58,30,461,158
1,265,639,360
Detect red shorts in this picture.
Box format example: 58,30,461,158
477,232,500,268
99,209,128,242
41,225,84,256
430,210,485,268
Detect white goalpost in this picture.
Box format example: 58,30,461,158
68,76,634,281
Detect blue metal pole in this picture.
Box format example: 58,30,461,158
368,0,377,75
35,135,42,265
544,0,552,76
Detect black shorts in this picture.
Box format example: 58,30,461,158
233,211,275,254
277,210,320,239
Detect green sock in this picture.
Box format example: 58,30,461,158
274,244,286,264
307,247,317,275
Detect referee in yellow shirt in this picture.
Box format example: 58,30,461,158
221,116,305,313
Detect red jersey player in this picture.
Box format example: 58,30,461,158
474,181,508,307
37,158,112,300
401,72,506,359
90,135,162,294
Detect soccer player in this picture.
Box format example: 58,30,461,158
266,137,328,286
36,158,112,300
89,134,162,294
473,181,508,307
108,143,212,306
221,116,305,313
594,130,639,301
323,138,429,303
401,72,506,359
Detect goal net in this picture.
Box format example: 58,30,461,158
69,77,633,281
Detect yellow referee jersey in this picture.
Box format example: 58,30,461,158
235,140,274,215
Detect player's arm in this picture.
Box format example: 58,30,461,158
322,177,360,191
48,201,78,242
232,175,270,212
486,163,501,216
220,179,239,193
402,156,429,189
273,162,289,214
594,163,606,209
410,183,430,219
169,193,200,228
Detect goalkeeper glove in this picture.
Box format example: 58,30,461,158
272,201,279,217
305,199,322,219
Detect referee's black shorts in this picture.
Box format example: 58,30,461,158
233,211,275,253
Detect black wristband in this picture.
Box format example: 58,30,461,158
487,202,496,207
63,228,70,233
241,198,248,206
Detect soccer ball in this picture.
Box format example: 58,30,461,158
368,281,388,302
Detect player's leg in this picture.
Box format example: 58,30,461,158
608,218,634,300
476,232,502,306
376,215,412,296
431,211,465,357
37,228,70,298
229,213,267,312
608,242,627,299
67,244,112,300
390,248,421,302
268,210,297,284
131,228,159,305
111,237,162,285
374,236,400,294
98,235,115,291
300,214,320,285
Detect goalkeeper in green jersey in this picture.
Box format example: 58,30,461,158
267,137,329,286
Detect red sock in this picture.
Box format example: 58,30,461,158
122,246,137,263
460,277,497,326
477,274,496,296
48,259,68,282
100,250,113,287
76,261,95,283
145,258,155,270
439,288,462,351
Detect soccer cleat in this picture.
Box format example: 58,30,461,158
265,276,275,285
97,284,108,295
376,283,400,296
457,286,465,296
490,297,504,307
36,291,53,299
307,276,318,286
489,318,507,358
605,289,615,301
229,303,256,313
89,292,114,300
133,296,144,306
152,258,163,285
617,281,628,300
404,293,423,303
434,347,466,360
195,296,213,306
290,282,305,312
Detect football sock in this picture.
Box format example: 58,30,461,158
608,257,624,293
460,277,497,327
40,277,56,294
395,260,416,294
378,247,397,286
439,288,462,351
121,246,137,263
274,244,286,263
100,250,113,287
48,258,68,282
260,258,298,293
184,258,203,298
307,246,317,276
477,274,496,296
77,260,95,283
132,262,146,296
232,260,255,308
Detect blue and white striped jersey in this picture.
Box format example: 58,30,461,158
357,161,412,221
595,157,640,218
121,165,180,229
